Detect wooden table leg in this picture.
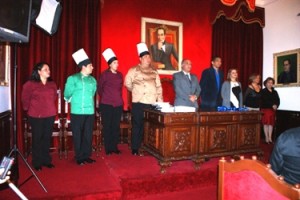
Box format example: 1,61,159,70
159,161,172,174
193,157,205,170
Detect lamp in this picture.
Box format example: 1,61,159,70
33,0,62,35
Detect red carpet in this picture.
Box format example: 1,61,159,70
0,142,273,200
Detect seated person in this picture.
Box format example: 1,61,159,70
269,127,300,185
173,59,201,109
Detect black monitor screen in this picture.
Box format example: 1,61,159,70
0,0,32,43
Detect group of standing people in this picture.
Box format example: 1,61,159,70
20,43,162,169
243,75,280,144
173,56,280,145
21,42,280,171
22,49,98,170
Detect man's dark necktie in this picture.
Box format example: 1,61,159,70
186,74,191,84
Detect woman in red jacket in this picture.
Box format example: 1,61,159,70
21,62,57,171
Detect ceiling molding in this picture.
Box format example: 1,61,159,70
255,0,278,7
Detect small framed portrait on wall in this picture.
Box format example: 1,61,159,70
0,43,10,86
141,17,183,75
273,48,300,87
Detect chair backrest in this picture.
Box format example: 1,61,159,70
55,89,62,126
218,156,300,200
161,78,175,105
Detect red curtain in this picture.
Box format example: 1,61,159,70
212,15,263,89
13,0,101,152
211,0,265,27
220,0,256,11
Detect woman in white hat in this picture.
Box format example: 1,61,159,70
98,48,123,155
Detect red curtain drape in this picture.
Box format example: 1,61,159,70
212,15,263,89
220,0,256,11
13,0,101,152
211,0,265,27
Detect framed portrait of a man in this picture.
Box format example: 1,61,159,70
0,43,10,86
141,17,183,75
273,48,300,87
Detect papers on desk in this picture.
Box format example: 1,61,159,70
174,106,196,112
153,102,171,108
161,107,175,112
152,102,174,112
152,103,196,113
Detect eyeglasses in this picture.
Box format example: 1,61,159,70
283,64,290,66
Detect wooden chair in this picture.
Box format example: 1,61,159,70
120,110,132,146
161,78,175,105
23,90,63,159
218,156,300,200
93,110,102,155
62,102,102,159
122,90,133,148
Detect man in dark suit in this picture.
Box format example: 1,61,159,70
270,127,300,185
199,56,224,110
277,59,297,84
150,26,178,70
173,59,201,109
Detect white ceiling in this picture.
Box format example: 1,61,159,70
255,0,279,7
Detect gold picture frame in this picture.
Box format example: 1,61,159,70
273,48,300,87
0,43,11,86
141,17,183,75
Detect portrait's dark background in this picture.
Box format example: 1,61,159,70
276,53,298,83
145,21,180,71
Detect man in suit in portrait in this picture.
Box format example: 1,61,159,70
199,56,224,110
173,59,201,109
150,26,178,70
277,59,297,84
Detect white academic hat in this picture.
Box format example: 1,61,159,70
137,42,150,57
72,48,91,68
102,48,117,65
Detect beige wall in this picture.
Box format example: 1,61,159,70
263,0,300,111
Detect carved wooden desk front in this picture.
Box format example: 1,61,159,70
143,110,263,173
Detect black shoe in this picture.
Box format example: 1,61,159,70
76,160,85,165
34,166,42,171
43,163,55,168
112,149,121,154
85,158,96,163
132,149,138,156
106,151,112,155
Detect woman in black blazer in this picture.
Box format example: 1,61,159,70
261,77,280,144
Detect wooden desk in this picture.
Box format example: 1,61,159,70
143,110,263,173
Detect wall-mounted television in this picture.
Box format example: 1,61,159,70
0,0,32,43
